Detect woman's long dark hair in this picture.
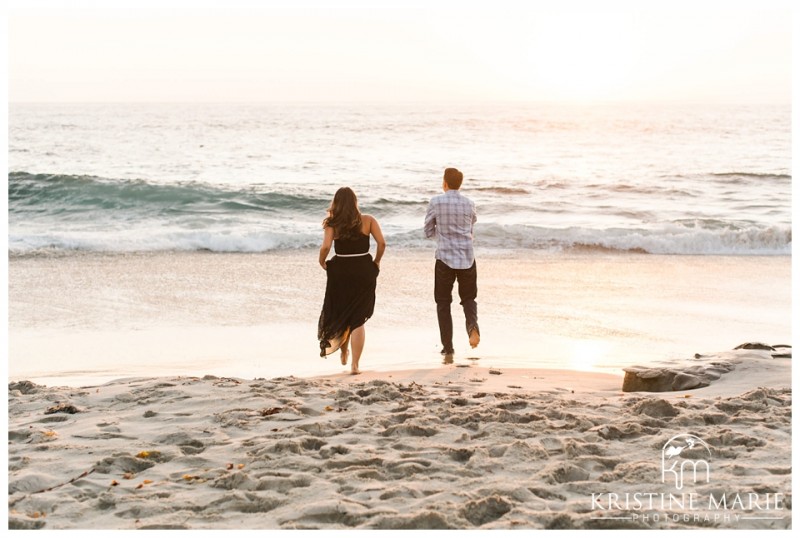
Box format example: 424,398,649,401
323,187,363,239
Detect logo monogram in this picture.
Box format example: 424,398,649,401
661,434,712,490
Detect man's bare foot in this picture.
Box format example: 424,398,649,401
469,328,480,348
340,348,348,365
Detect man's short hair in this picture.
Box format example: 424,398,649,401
444,168,463,190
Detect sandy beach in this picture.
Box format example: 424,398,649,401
7,344,792,530
7,251,792,529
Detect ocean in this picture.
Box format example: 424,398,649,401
8,102,792,256
7,102,793,386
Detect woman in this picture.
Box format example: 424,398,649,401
318,187,385,374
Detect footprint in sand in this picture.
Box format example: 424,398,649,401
37,415,71,424
93,454,163,475
154,432,207,455
461,495,513,526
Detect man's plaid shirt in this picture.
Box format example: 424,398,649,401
424,189,477,270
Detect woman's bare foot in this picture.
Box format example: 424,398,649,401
349,369,361,375
340,347,349,365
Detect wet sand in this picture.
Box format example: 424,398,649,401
8,249,792,386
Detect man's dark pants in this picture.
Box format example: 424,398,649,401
434,259,479,352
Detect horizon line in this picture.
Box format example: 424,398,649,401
8,99,791,106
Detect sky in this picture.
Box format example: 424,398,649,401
4,0,795,104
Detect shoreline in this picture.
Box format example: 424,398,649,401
10,343,790,398
8,250,792,387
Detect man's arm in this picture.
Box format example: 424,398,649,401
424,201,437,238
471,202,477,236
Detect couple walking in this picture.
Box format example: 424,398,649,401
317,167,480,374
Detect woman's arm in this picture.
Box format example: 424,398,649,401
366,215,386,267
319,226,334,269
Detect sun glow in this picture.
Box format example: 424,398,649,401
526,13,636,101
568,340,612,372
464,9,639,102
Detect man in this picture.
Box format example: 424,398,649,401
424,167,480,356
